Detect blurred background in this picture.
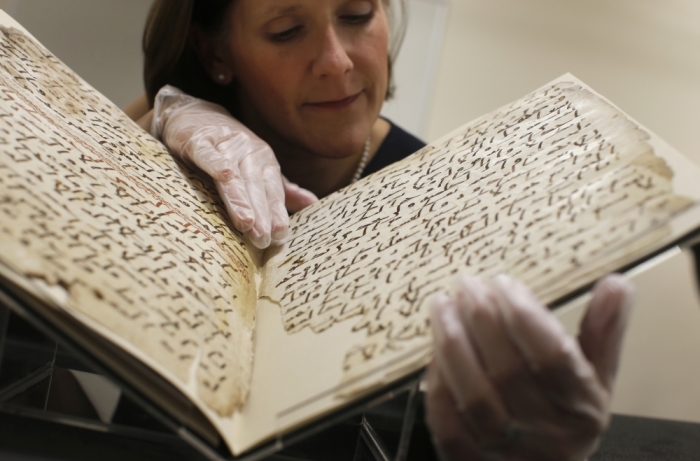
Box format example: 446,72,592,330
0,0,697,161
1,0,700,430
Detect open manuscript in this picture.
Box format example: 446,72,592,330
2,10,700,457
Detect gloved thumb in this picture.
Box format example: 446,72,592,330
283,177,318,213
577,274,634,391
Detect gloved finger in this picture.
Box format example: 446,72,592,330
491,274,571,364
455,275,554,418
245,177,272,249
239,155,272,249
578,274,634,391
430,294,511,443
261,164,289,241
216,178,255,234
456,275,525,378
282,176,318,213
180,136,234,183
492,274,607,420
424,361,475,461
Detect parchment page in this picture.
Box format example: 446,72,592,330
0,15,257,426
244,75,700,452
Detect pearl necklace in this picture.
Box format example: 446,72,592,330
351,137,371,183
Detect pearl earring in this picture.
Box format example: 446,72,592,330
217,73,226,83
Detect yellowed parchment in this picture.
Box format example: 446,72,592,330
0,24,257,416
260,81,695,388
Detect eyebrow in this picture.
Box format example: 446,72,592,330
262,4,302,18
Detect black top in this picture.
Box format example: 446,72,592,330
361,120,427,178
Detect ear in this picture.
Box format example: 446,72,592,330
189,26,233,85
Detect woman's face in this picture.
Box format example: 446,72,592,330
223,0,390,160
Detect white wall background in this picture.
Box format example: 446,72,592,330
427,0,700,165
381,0,448,138
0,0,151,108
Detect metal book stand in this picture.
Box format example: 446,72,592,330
0,297,429,461
354,381,422,461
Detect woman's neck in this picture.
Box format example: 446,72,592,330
276,148,359,198
272,118,392,199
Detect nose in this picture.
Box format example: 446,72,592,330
311,25,353,79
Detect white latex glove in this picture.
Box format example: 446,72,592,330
426,273,634,461
152,85,318,249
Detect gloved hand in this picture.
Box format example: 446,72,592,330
426,273,634,461
152,85,318,249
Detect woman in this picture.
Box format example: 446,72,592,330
129,0,423,249
127,1,634,459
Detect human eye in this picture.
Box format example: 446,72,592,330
340,11,374,25
269,25,304,42
339,1,374,25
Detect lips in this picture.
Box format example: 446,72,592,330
305,91,362,109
